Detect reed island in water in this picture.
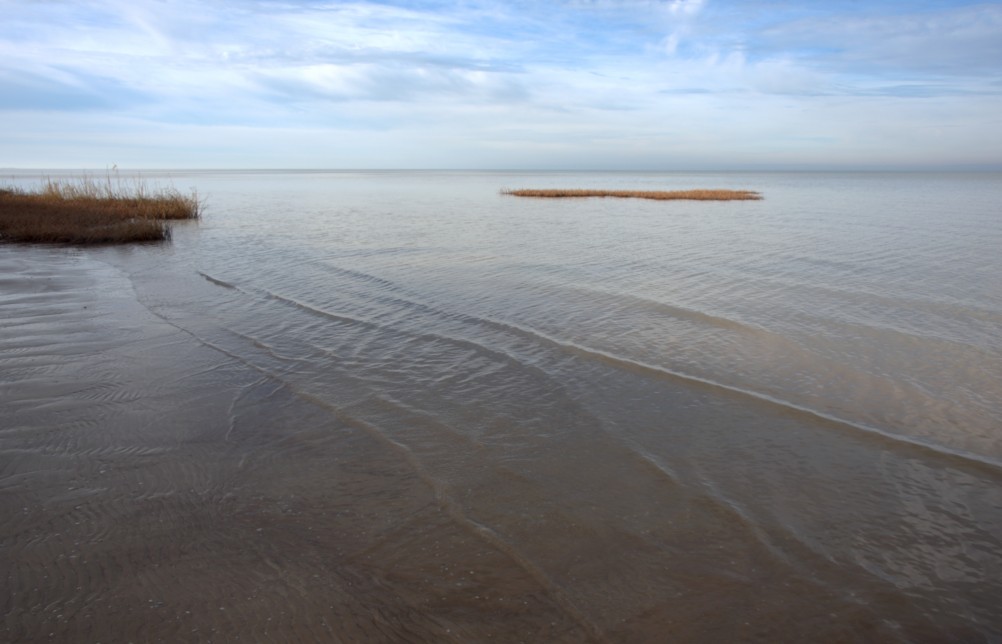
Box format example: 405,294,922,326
0,176,200,244
502,188,762,201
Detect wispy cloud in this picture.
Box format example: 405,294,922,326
756,3,1002,75
0,0,999,168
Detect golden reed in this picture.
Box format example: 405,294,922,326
0,176,200,244
501,188,762,201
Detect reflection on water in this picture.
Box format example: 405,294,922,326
2,171,1001,641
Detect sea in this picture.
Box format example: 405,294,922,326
2,170,1001,642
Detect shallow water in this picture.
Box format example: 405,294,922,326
2,170,1001,642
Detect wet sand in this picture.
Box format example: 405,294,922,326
0,257,864,642
0,251,791,643
4,252,999,644
0,251,601,642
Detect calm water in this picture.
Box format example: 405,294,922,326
3,170,1001,641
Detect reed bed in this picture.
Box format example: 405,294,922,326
501,188,762,201
0,176,200,244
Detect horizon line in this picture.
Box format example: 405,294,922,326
4,166,1002,173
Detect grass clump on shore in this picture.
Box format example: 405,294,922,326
501,188,762,201
0,175,200,244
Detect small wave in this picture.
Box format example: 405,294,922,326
252,285,571,397
483,319,1002,476
562,284,763,334
256,288,383,331
317,262,399,290
196,270,237,289
238,270,1002,475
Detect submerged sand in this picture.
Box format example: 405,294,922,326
3,244,1002,643
0,250,597,641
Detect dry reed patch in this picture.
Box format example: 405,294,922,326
501,188,762,201
0,177,200,244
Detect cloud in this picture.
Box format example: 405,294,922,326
0,68,150,111
251,61,530,105
756,3,1002,76
0,0,1000,168
668,0,705,17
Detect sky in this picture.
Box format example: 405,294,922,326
1,0,1001,170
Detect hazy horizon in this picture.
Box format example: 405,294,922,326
4,166,1002,173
